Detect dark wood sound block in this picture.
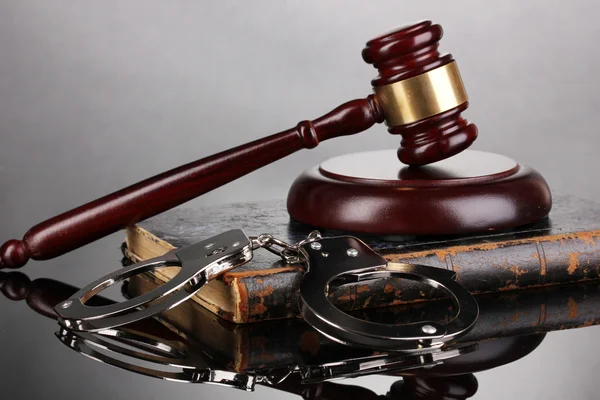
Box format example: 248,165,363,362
287,150,552,235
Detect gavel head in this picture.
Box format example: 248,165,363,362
363,20,478,166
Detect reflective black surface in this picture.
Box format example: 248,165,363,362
1,242,599,399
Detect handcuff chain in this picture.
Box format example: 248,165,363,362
249,231,322,264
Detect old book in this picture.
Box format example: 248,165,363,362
126,272,600,372
122,193,600,323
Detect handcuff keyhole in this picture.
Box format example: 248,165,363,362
206,246,227,257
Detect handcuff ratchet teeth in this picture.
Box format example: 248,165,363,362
55,229,479,351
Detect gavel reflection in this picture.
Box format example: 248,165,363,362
0,20,476,270
0,270,181,339
270,335,546,400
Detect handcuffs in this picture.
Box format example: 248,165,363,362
54,229,479,386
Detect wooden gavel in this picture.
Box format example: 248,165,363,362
0,20,477,269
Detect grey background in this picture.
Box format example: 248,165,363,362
1,1,599,399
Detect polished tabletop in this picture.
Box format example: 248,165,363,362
1,232,598,400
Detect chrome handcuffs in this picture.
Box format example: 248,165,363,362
55,229,479,354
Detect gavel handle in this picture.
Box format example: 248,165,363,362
1,95,384,269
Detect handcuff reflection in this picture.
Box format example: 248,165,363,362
54,324,479,391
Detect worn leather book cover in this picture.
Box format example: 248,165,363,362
126,273,600,372
122,193,600,323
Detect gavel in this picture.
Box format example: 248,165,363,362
0,20,477,269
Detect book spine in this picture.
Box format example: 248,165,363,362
233,231,600,323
